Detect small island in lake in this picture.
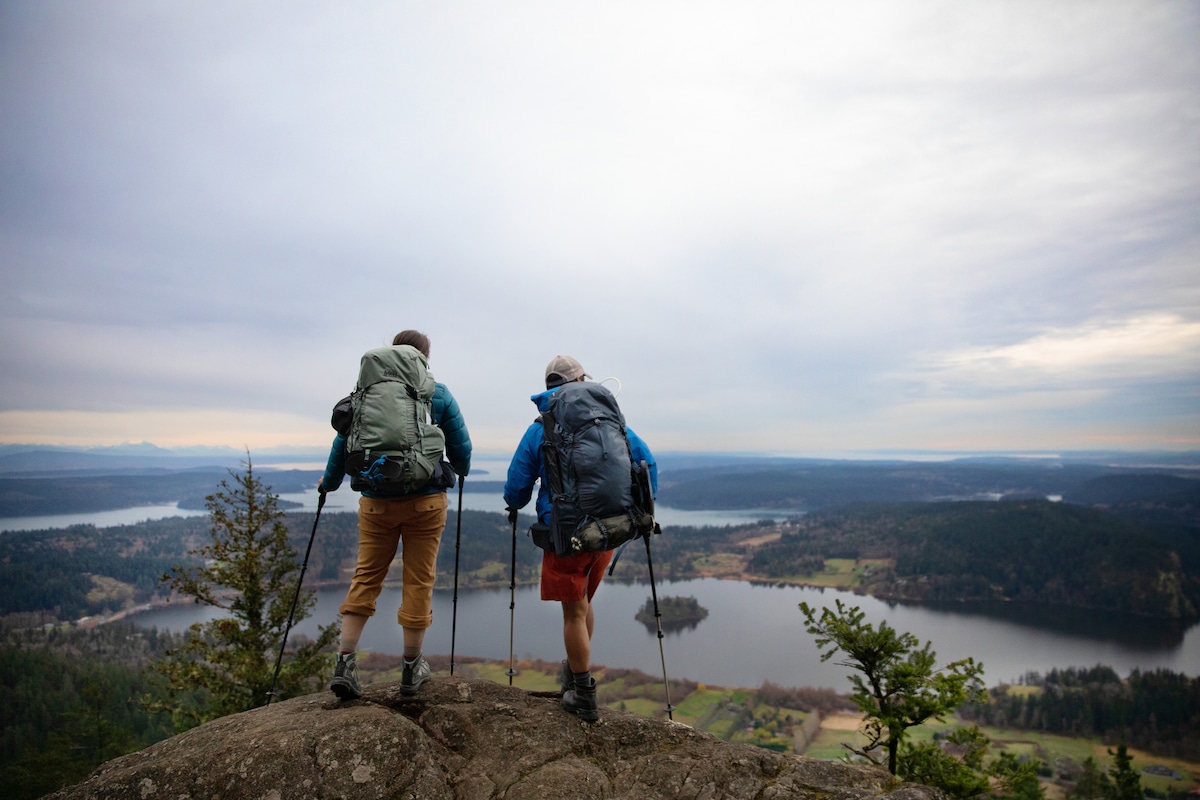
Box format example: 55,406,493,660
635,595,709,632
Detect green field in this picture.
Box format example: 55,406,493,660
809,716,1200,796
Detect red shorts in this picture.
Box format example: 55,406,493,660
540,549,614,603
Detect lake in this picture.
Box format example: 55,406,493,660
0,487,786,533
130,576,1200,691
7,488,1198,689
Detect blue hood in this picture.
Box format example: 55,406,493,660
529,386,561,414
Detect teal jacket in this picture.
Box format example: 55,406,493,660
321,382,472,497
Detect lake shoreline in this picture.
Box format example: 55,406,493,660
97,566,1199,635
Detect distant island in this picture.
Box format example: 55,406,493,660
636,595,709,631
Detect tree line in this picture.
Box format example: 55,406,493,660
0,622,182,799
747,500,1200,621
961,665,1200,762
658,460,1199,513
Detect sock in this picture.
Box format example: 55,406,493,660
403,647,421,663
338,650,355,659
572,670,592,688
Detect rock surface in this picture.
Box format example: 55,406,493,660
49,676,942,800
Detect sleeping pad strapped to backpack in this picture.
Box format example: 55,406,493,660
339,344,446,494
539,381,654,557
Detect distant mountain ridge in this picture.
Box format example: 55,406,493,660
2,446,1198,520
0,443,329,475
3,442,1197,475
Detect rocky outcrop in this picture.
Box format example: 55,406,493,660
49,676,941,800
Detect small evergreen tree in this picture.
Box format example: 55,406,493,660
149,456,337,729
1105,744,1142,800
900,726,991,799
801,599,986,774
990,751,1046,800
1072,756,1111,800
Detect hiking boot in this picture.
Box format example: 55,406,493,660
556,660,573,696
400,655,430,695
330,652,362,701
562,676,598,722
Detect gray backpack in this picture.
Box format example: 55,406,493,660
341,345,446,494
538,381,654,556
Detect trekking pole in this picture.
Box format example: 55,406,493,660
506,511,518,685
450,477,464,676
643,524,675,720
267,489,326,706
630,459,672,718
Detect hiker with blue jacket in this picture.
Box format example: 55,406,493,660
319,329,472,701
503,355,657,721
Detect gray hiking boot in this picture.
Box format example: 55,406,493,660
556,660,573,696
562,676,598,722
330,652,362,701
400,655,430,695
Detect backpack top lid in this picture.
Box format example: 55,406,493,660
356,344,435,399
546,380,624,430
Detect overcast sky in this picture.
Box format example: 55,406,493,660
1,1,1197,460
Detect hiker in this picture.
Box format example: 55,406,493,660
503,355,657,721
319,330,471,700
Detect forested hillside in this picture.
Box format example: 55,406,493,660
748,500,1200,621
0,623,181,799
0,517,207,620
0,508,542,623
660,458,1198,512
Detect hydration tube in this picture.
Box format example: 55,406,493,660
598,376,622,397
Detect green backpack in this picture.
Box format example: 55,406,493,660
341,345,447,494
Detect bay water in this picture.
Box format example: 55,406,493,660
6,487,1197,689
132,575,1200,691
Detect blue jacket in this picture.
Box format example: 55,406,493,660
503,385,657,525
321,381,472,497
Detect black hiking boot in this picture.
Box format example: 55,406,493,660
562,676,598,722
330,652,362,701
556,660,573,696
400,655,430,695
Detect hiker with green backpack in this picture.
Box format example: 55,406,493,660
319,330,472,700
503,355,657,722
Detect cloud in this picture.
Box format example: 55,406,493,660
0,1,1197,455
927,315,1200,389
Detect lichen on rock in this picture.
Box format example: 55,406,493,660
48,677,944,800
